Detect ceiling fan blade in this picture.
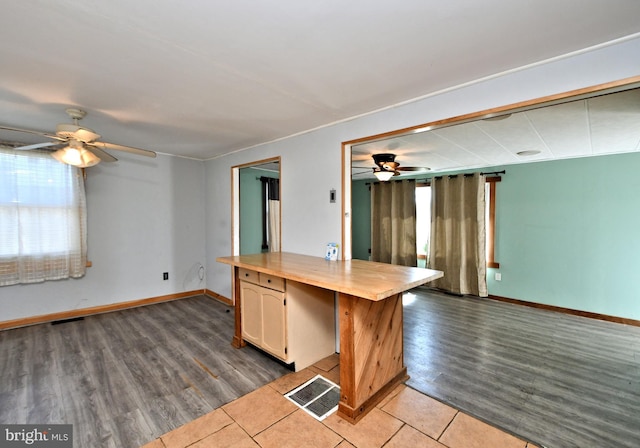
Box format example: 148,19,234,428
91,141,156,158
14,141,60,151
0,125,66,141
85,144,118,162
397,166,431,172
3,110,154,166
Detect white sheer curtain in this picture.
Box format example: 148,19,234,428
0,148,87,286
268,198,280,252
263,177,280,252
428,173,487,297
370,179,417,266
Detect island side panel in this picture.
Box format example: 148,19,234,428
338,292,407,423
338,292,356,414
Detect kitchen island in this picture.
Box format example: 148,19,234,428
216,252,443,423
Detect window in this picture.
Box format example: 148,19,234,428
415,184,431,268
0,148,87,286
415,176,500,269
485,177,500,268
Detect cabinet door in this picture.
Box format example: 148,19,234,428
240,281,262,346
261,288,287,359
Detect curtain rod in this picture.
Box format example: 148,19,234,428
365,170,505,185
414,170,505,183
430,170,506,180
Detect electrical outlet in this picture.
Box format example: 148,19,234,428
495,272,502,281
163,272,169,280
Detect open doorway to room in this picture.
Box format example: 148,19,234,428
343,76,640,263
232,157,281,256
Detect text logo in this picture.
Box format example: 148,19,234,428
0,425,72,448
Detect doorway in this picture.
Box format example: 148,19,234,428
232,157,281,256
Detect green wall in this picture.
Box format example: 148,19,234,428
352,152,640,320
488,152,640,320
239,167,279,255
352,179,372,261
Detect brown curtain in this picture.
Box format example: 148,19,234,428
428,173,487,296
371,179,417,266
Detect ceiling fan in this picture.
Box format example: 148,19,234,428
0,108,156,168
354,153,430,181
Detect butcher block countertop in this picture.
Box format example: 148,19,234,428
216,252,443,301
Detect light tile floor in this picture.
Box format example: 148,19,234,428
141,355,541,448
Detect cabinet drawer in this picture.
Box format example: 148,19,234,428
238,268,259,285
260,273,285,292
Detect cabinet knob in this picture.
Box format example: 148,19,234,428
267,279,271,283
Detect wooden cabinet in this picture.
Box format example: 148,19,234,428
239,281,268,346
238,267,335,371
240,279,287,359
260,286,287,357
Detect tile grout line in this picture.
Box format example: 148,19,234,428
219,408,255,448
375,402,441,447
379,422,407,448
436,409,460,442
244,384,303,438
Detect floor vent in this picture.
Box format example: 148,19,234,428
284,375,340,421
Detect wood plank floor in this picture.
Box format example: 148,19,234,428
404,287,640,448
0,296,291,448
2,291,639,447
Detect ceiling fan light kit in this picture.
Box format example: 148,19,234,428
360,152,430,181
0,108,156,168
52,143,101,168
373,169,395,181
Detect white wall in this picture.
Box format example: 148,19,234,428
2,36,639,322
205,35,640,300
0,152,206,322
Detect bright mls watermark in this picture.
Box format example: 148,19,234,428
0,425,72,447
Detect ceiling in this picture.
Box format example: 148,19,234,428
1,1,640,164
352,86,640,179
